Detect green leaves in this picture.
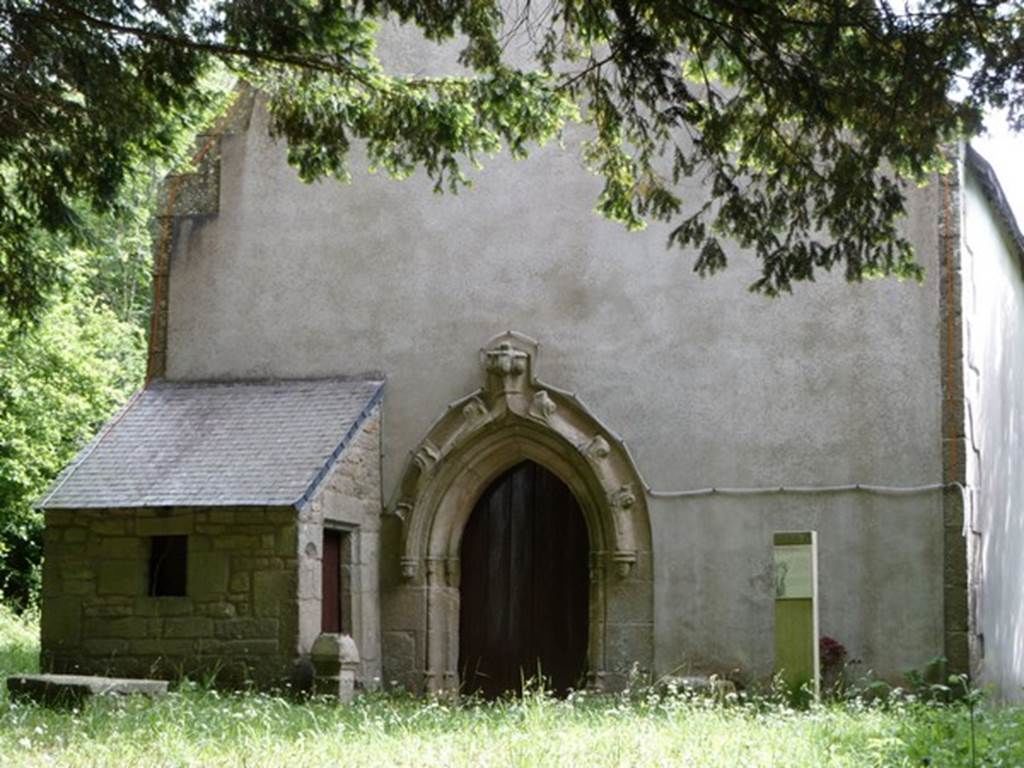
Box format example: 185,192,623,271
0,258,146,608
262,63,576,195
2,0,1023,318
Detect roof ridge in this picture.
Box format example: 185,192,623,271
149,374,385,388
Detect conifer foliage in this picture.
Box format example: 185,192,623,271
2,1,1023,320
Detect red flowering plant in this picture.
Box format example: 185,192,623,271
819,636,849,696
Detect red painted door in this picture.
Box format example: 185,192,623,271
321,529,342,633
458,460,590,697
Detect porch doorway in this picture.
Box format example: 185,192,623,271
458,460,590,697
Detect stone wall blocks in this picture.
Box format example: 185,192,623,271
213,618,279,640
379,586,426,632
213,535,261,551
942,438,970,481
602,622,655,676
61,564,94,581
44,510,75,527
195,524,228,535
42,538,72,561
83,602,133,618
188,534,215,553
40,597,82,644
943,490,965,528
233,557,285,572
198,602,236,618
129,598,159,617
82,617,155,639
252,571,296,618
136,516,194,536
90,520,128,536
297,598,321,653
941,398,967,439
944,585,969,631
604,580,656,625
276,528,299,557
297,559,320,601
164,618,215,638
228,572,251,593
376,641,413,689
296,523,320,555
189,552,230,597
62,579,96,595
97,560,144,596
153,597,195,617
944,529,968,586
211,639,280,656
87,537,143,559
945,631,970,672
81,638,132,655
130,639,198,657
63,528,87,544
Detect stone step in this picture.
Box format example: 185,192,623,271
6,674,169,707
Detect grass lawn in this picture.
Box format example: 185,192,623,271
2,608,1022,767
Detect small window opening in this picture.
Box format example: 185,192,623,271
149,535,188,596
321,529,352,634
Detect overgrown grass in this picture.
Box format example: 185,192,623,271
1,607,1022,767
0,604,39,680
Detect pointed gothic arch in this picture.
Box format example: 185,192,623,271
389,333,654,692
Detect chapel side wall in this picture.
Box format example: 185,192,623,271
41,507,299,687
961,168,1024,702
298,407,384,688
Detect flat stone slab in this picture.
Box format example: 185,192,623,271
6,674,169,706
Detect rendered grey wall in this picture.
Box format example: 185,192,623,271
161,24,948,682
962,168,1024,702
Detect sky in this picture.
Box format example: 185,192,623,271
971,112,1024,225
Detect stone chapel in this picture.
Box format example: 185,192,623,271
35,68,1024,699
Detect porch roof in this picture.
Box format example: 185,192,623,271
37,377,383,510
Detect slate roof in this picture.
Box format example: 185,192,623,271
37,378,384,510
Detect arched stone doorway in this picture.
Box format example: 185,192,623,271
459,460,590,697
387,333,654,693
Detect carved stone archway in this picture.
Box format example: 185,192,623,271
390,333,653,692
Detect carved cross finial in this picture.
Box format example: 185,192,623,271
485,342,528,377
483,341,530,394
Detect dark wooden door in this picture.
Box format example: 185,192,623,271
321,529,342,633
459,460,589,697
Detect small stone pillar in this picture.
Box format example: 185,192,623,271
311,633,360,702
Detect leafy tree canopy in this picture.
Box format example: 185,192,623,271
2,0,1023,321
0,248,147,608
